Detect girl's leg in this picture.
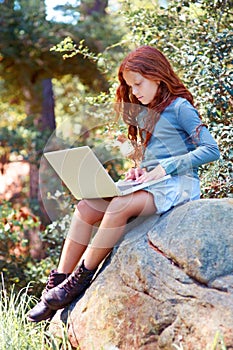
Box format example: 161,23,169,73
57,198,111,273
43,190,156,311
83,190,156,270
28,198,111,321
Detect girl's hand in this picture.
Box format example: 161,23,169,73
124,167,145,181
136,164,166,183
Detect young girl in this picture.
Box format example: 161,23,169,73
28,45,220,322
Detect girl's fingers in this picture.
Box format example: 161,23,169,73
125,168,144,180
137,165,166,183
125,168,136,180
135,168,144,179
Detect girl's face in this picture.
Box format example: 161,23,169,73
123,70,160,105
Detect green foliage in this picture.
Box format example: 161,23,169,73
0,200,70,297
0,124,52,163
51,37,99,61
40,210,72,264
0,201,40,292
50,36,125,76
0,200,72,297
0,0,123,105
0,199,75,297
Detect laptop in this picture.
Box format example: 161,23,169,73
44,146,171,199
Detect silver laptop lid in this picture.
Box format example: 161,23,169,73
44,146,119,199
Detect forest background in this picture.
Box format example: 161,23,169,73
0,0,232,297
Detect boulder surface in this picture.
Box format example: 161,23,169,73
49,199,233,350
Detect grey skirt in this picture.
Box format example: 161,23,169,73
143,174,200,214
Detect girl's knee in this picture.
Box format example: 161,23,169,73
76,199,105,223
76,200,93,218
76,200,88,212
107,196,133,217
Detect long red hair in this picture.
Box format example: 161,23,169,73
116,46,194,147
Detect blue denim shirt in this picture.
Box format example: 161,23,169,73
139,97,220,179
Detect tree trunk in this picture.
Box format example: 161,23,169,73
23,77,56,223
80,0,108,17
41,78,56,130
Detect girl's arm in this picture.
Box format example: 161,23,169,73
159,101,220,175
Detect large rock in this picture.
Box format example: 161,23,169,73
49,199,233,349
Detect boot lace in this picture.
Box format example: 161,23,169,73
62,266,94,294
45,270,69,292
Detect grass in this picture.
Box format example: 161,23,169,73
172,330,227,350
0,275,74,350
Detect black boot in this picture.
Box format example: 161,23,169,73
43,260,96,310
27,270,70,322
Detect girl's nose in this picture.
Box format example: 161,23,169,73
132,86,138,96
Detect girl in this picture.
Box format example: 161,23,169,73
28,46,220,322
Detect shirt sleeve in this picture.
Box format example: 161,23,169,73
159,101,220,175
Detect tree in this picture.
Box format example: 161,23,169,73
0,0,123,220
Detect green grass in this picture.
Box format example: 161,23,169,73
0,277,74,350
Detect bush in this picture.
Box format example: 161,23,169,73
0,201,40,291
0,200,69,297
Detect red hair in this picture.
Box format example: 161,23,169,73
116,46,194,147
